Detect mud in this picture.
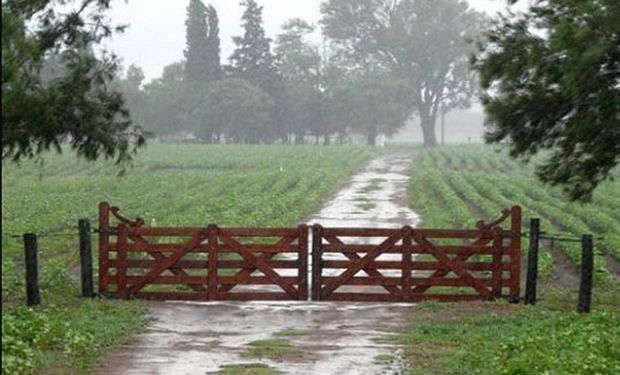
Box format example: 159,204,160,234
97,153,419,375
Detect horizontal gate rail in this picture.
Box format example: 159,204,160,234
98,202,521,303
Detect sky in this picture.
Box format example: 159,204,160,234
104,0,525,83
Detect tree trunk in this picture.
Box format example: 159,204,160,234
367,126,377,146
323,130,331,146
420,114,438,147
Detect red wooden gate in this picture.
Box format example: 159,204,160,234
98,202,520,302
98,202,308,301
311,206,521,302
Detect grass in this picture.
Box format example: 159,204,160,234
391,286,620,375
374,353,394,365
409,145,620,281
273,329,312,337
215,363,283,375
1,144,376,374
243,339,304,361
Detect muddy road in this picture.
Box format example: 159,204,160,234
98,153,420,375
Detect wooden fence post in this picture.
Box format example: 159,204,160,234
577,234,593,313
298,224,309,301
524,218,540,305
78,219,95,298
207,224,219,301
23,233,41,306
311,224,323,301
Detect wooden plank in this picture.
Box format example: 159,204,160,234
109,259,209,269
411,261,511,271
321,276,402,286
402,226,413,301
98,201,110,296
127,234,207,293
207,224,218,300
321,228,403,237
412,231,492,299
323,235,403,296
509,205,522,301
219,276,300,285
311,225,323,301
321,231,403,298
127,229,209,295
117,224,128,298
113,243,210,252
409,277,511,287
298,225,309,301
219,228,298,237
110,275,206,285
491,228,503,298
217,236,296,293
322,260,403,269
410,236,493,294
322,244,404,253
215,292,298,301
218,260,299,269
128,227,205,236
220,234,298,297
133,291,208,301
217,243,299,253
323,293,403,302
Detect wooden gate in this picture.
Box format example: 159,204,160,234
311,206,521,302
98,202,308,301
98,202,520,302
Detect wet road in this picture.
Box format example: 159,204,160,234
97,153,419,375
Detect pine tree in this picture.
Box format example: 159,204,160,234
184,0,208,83
205,5,222,81
229,0,276,90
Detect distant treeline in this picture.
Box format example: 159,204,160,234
117,0,485,146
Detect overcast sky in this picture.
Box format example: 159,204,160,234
104,0,524,82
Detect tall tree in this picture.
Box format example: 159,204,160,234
142,62,186,137
205,5,222,81
275,19,323,143
321,0,483,147
472,0,620,201
230,0,282,142
118,65,147,129
2,0,144,164
184,0,209,83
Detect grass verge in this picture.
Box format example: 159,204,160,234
390,285,620,375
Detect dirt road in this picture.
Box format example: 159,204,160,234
97,153,419,375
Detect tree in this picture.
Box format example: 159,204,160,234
2,0,144,164
205,5,222,81
472,0,620,201
142,62,187,137
184,0,209,83
321,0,483,147
192,78,274,144
275,19,324,143
230,0,283,142
118,65,148,130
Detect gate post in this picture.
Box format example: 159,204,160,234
509,206,522,302
525,218,540,305
402,226,413,302
207,224,219,301
298,225,309,301
491,227,503,299
577,234,593,313
23,233,41,306
311,224,323,301
98,202,110,297
78,218,95,298
116,224,128,299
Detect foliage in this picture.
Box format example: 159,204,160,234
392,287,620,375
321,0,484,146
2,301,147,375
472,0,620,202
1,0,145,165
409,145,620,280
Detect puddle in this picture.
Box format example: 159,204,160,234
97,153,418,375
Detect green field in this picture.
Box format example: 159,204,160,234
2,143,619,374
1,144,376,374
409,145,620,282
